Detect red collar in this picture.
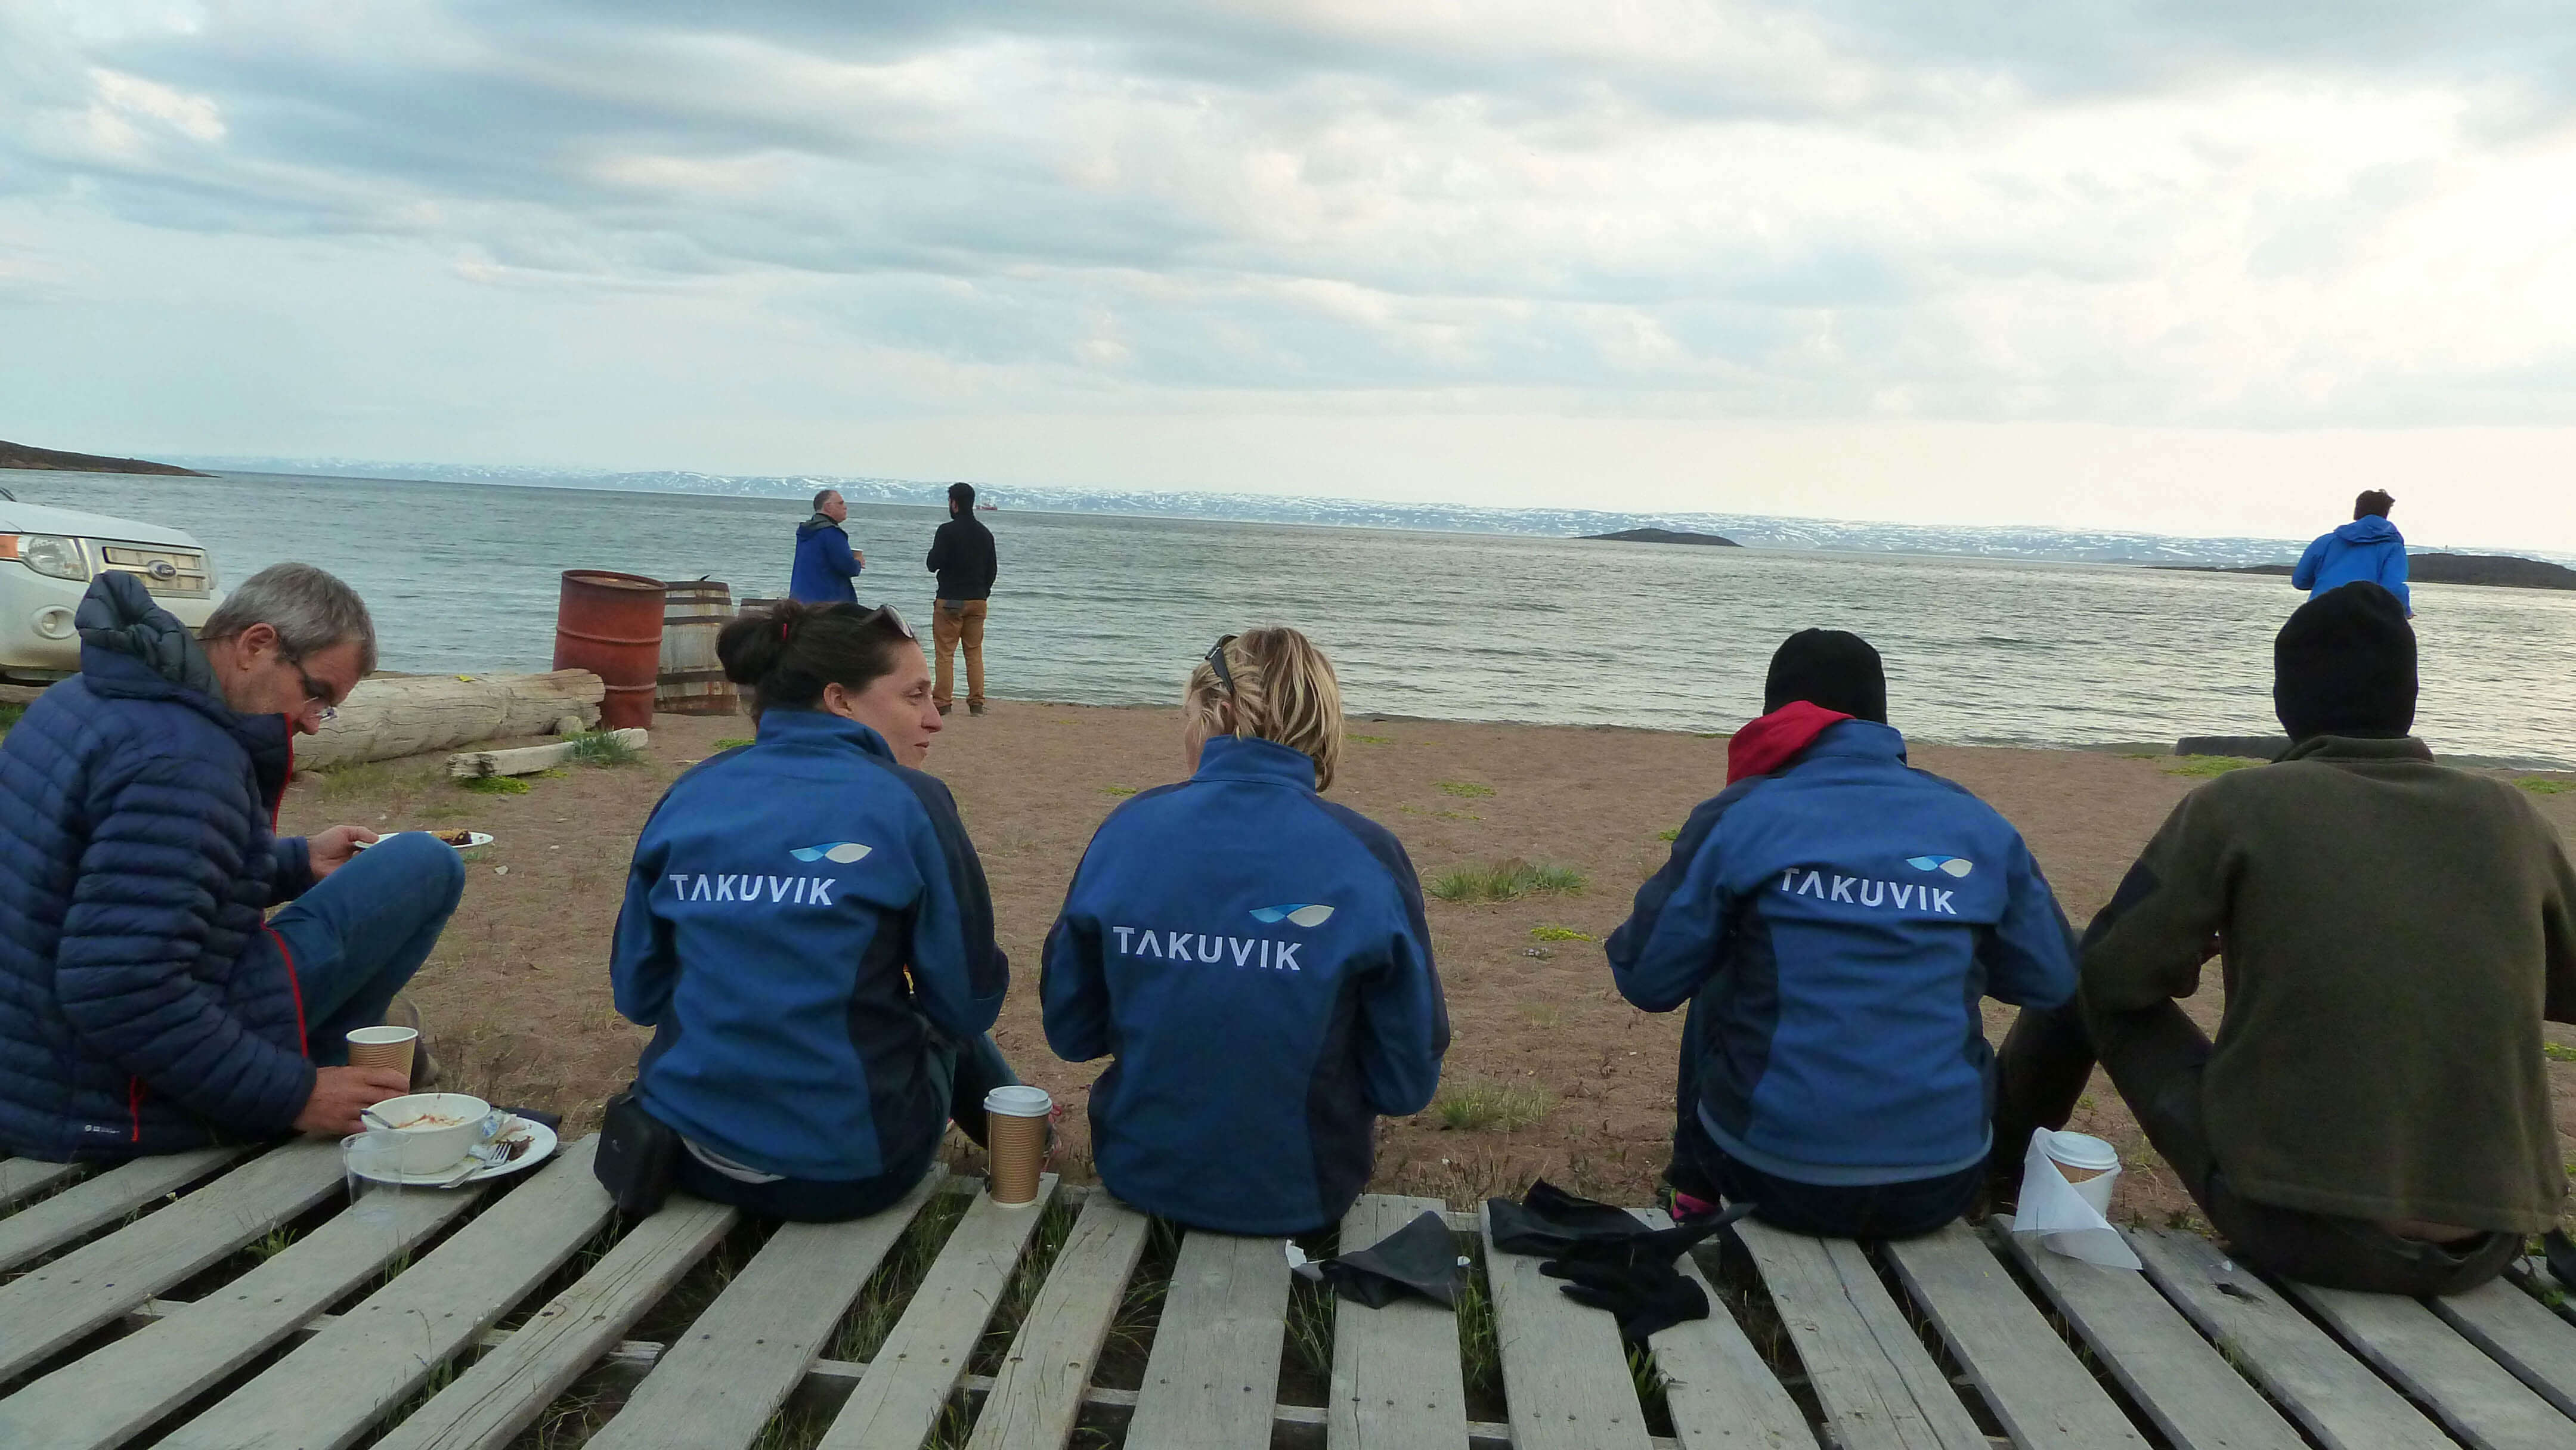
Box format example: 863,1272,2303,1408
1725,701,1853,783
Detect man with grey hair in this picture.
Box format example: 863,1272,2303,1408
790,488,864,603
0,563,464,1160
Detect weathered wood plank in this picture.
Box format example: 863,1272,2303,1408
586,1170,945,1450
371,1193,738,1450
1733,1220,1986,1450
0,1138,344,1381
2129,1228,2450,1450
0,1145,242,1274
1885,1223,2148,1448
1124,1229,1292,1450
816,1178,1060,1450
2432,1275,2576,1420
2285,1278,2576,1450
0,1157,84,1213
1477,1200,1653,1450
447,727,647,779
0,1179,484,1450
1622,1210,1815,1449
1327,1194,1468,1450
965,1191,1154,1450
1999,1222,2306,1450
157,1136,611,1450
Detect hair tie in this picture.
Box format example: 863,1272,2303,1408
781,619,791,642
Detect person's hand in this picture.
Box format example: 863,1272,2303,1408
295,1065,411,1135
853,549,865,566
307,825,380,879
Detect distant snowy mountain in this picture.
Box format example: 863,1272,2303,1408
171,454,2567,569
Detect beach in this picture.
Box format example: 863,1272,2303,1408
285,700,2576,1229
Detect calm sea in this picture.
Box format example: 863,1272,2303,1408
9,467,2574,765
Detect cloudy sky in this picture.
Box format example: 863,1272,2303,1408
6,2,2576,546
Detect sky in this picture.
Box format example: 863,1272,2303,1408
5,2,2576,548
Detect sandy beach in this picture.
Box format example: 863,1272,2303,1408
282,701,2576,1231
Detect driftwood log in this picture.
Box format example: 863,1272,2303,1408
298,670,605,771
449,728,648,780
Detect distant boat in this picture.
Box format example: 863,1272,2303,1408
977,503,998,512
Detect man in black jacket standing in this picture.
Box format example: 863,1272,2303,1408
925,481,998,716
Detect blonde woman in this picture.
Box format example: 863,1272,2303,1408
1041,629,1448,1234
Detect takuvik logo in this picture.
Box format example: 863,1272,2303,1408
1905,854,1974,878
1250,904,1335,927
791,842,873,864
662,841,873,904
1779,866,1963,915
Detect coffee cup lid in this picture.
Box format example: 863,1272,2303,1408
2044,1130,2120,1172
348,1025,420,1044
984,1085,1052,1117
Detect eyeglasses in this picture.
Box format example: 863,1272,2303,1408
286,658,339,723
1204,634,1239,695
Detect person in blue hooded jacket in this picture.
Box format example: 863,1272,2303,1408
2292,490,2411,616
1607,630,2077,1239
611,599,1014,1220
1041,627,1448,1235
788,489,864,604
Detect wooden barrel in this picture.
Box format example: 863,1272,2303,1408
738,597,782,617
552,570,665,730
657,580,738,715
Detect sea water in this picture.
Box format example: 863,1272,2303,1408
8,467,2574,764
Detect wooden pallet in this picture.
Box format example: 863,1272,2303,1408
6,1141,2575,1449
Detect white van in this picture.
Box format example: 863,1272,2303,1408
0,485,222,682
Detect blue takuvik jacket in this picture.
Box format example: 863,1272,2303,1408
1041,736,1449,1235
1607,720,2076,1184
2292,516,2411,614
0,574,319,1160
789,518,862,604
612,708,1006,1183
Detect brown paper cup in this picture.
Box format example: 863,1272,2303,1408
983,1085,1052,1206
347,1025,418,1079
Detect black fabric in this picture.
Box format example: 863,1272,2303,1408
2273,582,2417,741
1671,1114,1979,1240
1543,1258,1711,1342
595,1088,681,1217
1316,1210,1463,1308
1762,628,1887,723
927,514,999,600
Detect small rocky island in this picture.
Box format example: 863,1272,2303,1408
1584,527,1742,547
0,439,207,477
2165,553,2576,592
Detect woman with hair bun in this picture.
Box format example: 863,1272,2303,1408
608,600,1018,1220
1041,627,1449,1234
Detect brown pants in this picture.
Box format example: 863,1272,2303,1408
1993,997,2521,1296
932,598,987,708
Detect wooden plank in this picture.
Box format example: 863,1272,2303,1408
1476,1200,1653,1450
0,1138,343,1381
1328,1194,1468,1450
1123,1229,1292,1450
371,1193,738,1450
965,1190,1153,1450
817,1177,1060,1450
0,1180,484,1450
2130,1228,2451,1450
0,1158,84,1213
586,1169,946,1450
2285,1278,2576,1450
157,1136,612,1450
2432,1277,2576,1420
448,727,647,779
1884,1223,2148,1448
0,1146,241,1274
1733,1220,1986,1450
1627,1210,1813,1449
1999,1222,2306,1450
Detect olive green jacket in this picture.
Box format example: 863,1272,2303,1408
2083,736,2576,1234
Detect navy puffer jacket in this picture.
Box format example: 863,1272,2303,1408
0,574,318,1159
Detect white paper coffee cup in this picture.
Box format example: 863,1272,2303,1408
983,1086,1052,1207
348,1025,419,1079
2043,1130,2121,1216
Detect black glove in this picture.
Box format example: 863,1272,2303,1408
1541,1257,1710,1343
1488,1179,1754,1268
1317,1211,1463,1309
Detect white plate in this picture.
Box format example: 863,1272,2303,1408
350,1120,557,1186
355,831,494,851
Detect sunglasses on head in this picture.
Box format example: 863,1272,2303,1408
1204,634,1239,694
792,603,915,642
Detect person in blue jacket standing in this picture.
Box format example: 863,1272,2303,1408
1041,628,1448,1235
2292,490,2411,616
1607,630,2077,1239
789,489,865,604
611,599,1014,1220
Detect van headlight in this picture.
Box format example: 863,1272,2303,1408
0,534,90,581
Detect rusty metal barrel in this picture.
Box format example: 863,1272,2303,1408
656,580,738,716
553,570,666,730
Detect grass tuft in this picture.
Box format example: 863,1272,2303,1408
1435,780,1496,798
2163,755,2265,778
1427,859,1586,903
713,737,756,749
1433,1077,1558,1132
457,774,530,795
311,761,395,800
1100,785,1138,797
0,700,22,738
1657,826,1680,842
1348,733,1394,745
1456,1253,1502,1407
1529,924,1594,943
831,1186,973,1363
2545,1042,2576,1064
2519,777,2576,795
565,730,643,767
